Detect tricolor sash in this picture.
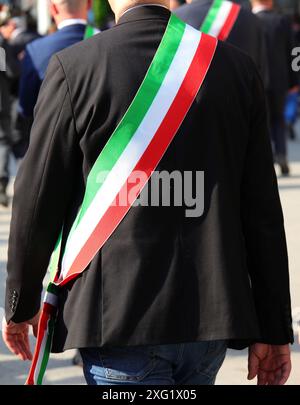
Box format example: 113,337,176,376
200,0,241,41
26,14,217,385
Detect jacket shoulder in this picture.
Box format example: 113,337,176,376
26,31,64,60
55,28,110,63
215,37,256,65
55,25,126,73
238,7,262,25
213,38,260,83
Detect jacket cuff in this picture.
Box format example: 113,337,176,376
5,284,42,323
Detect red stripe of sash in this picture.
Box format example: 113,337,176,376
218,4,241,41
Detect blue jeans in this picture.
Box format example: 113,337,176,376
80,341,227,385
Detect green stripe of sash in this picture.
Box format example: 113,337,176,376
36,317,56,385
47,282,60,295
200,0,223,33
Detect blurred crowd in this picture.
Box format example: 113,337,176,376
0,0,300,209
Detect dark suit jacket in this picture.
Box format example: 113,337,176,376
176,0,269,86
5,6,293,352
19,23,86,118
255,9,298,94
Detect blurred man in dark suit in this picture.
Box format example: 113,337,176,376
0,70,10,207
15,0,91,157
0,10,40,161
0,15,40,96
176,0,268,85
252,0,299,176
0,11,21,206
19,0,91,120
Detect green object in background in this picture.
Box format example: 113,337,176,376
93,0,111,27
84,25,100,39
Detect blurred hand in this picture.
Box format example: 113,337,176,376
248,343,291,385
2,312,40,361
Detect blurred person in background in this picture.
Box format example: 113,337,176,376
285,12,300,141
0,6,40,162
175,0,269,86
0,2,18,206
0,2,19,78
16,0,92,158
0,69,11,207
251,0,299,176
292,13,300,45
0,12,40,96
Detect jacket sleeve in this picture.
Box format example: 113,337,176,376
241,65,294,345
5,55,82,323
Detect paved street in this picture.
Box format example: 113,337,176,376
0,139,299,385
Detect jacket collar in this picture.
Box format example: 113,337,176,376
117,5,171,26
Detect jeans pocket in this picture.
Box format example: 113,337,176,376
100,346,158,382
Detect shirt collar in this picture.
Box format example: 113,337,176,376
57,18,87,30
252,5,270,14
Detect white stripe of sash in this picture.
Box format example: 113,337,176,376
44,292,58,307
209,1,232,37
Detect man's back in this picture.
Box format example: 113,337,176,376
176,0,268,83
6,6,292,353
255,9,296,93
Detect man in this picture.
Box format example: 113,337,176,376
176,0,268,85
3,0,293,385
18,0,91,126
251,0,298,175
